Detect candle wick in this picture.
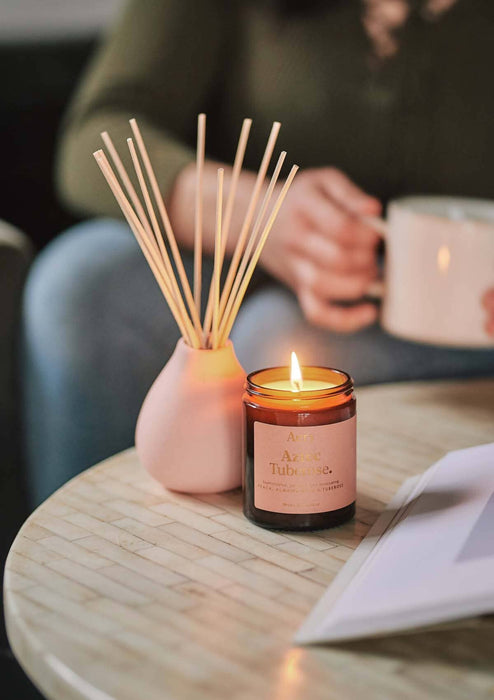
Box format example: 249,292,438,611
292,379,303,392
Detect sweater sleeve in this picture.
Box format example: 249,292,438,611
56,0,229,218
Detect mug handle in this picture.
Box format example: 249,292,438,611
360,216,388,299
361,215,388,239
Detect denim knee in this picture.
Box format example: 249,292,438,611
24,219,138,362
22,218,177,504
232,285,494,384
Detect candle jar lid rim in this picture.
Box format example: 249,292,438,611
246,365,353,400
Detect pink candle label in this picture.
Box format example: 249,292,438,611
254,417,356,514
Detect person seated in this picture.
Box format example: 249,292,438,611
23,0,494,504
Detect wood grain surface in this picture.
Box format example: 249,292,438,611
5,379,494,700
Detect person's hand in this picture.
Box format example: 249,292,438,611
261,167,382,332
482,288,494,336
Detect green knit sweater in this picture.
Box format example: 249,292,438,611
56,0,494,218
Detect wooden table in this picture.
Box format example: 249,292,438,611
5,379,494,700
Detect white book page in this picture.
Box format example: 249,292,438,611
296,443,494,644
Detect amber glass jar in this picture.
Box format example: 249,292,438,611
243,366,356,531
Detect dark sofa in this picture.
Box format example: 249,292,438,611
0,5,121,693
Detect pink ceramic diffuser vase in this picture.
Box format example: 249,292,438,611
135,339,245,493
95,114,298,494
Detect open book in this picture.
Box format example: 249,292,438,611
296,442,494,645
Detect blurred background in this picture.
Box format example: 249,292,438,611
1,1,493,696
0,0,122,248
0,2,122,696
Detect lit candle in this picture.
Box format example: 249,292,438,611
243,353,356,531
261,352,337,392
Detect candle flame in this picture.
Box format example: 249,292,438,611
290,352,303,392
437,245,450,275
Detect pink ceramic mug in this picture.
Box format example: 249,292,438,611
366,196,494,348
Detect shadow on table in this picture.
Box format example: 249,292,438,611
356,484,466,533
332,616,494,673
354,493,384,528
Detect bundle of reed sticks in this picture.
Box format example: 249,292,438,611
94,116,298,349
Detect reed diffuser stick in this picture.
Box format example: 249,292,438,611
94,116,298,350
102,132,168,286
218,150,286,336
94,152,192,342
218,121,281,321
94,150,198,345
129,119,203,341
221,119,252,259
194,114,206,317
212,168,224,350
202,118,252,341
101,131,155,244
219,164,299,345
127,137,190,316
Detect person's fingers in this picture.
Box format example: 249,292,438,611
316,168,381,216
296,258,377,301
299,189,343,235
302,192,380,248
316,269,378,300
298,290,378,332
299,230,377,273
481,290,494,336
483,290,494,336
482,288,494,309
328,212,381,249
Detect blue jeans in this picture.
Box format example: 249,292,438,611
22,219,494,505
